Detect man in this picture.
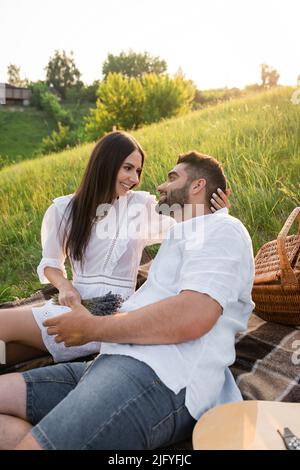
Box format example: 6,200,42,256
0,151,254,450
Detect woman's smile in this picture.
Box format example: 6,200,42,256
120,182,131,192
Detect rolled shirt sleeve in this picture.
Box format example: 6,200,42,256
36,204,68,284
179,223,247,310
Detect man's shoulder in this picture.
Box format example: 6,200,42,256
180,211,253,255
210,211,252,243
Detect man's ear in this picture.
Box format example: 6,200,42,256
191,178,206,195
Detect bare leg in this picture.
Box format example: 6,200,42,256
0,372,33,449
14,432,42,450
6,342,47,365
0,307,48,365
0,415,33,450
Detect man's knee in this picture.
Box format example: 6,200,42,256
15,432,43,450
0,373,27,419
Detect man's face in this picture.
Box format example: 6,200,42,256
157,163,191,208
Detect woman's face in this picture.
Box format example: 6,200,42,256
115,149,143,197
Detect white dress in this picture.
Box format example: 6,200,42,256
32,190,175,362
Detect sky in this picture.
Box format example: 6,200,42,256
0,0,299,90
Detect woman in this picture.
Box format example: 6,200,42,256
0,131,229,365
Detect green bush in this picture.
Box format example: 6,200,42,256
193,87,243,109
40,122,82,154
143,74,195,123
85,73,195,140
30,81,49,107
30,82,74,127
65,81,99,104
85,73,145,140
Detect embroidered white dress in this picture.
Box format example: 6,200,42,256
32,190,175,362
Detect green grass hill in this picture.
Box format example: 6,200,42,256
0,103,92,169
0,106,56,168
0,87,299,301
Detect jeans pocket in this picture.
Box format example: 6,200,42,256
149,405,187,449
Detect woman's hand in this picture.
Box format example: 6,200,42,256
58,285,81,308
210,188,231,213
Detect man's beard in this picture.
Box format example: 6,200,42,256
165,185,190,208
156,184,190,217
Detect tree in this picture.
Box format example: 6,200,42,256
30,81,74,127
45,50,81,99
102,50,167,79
85,72,195,141
85,73,145,140
142,73,195,123
261,64,280,88
7,64,27,87
65,80,100,103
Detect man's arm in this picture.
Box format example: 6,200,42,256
44,290,222,347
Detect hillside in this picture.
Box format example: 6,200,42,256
0,106,56,167
0,87,299,301
0,103,93,169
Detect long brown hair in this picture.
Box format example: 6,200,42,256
63,131,145,263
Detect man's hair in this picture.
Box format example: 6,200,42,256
177,151,227,206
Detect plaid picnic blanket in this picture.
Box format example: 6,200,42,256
1,306,299,450
230,314,300,402
2,307,299,406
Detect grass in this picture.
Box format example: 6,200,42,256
0,103,94,169
0,86,299,302
0,106,56,167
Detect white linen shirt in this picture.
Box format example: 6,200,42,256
100,208,255,420
37,191,175,301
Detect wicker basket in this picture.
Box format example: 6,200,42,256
252,207,300,325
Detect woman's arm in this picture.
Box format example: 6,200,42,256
38,202,80,308
44,267,81,307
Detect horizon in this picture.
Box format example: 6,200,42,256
0,0,299,90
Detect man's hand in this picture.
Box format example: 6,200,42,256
43,304,97,347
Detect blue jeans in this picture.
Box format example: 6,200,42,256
23,354,196,450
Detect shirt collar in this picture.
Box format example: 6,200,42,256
212,207,229,215
176,207,229,231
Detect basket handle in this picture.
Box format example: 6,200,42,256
277,207,300,287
